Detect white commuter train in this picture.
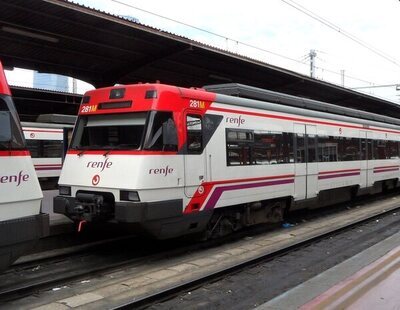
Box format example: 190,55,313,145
54,83,400,239
0,61,48,270
22,115,75,190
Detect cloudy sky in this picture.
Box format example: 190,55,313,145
6,0,400,102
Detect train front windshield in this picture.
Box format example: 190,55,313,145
0,95,25,150
70,111,177,151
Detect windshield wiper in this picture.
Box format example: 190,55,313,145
103,148,114,157
77,148,87,157
76,145,101,156
103,144,137,156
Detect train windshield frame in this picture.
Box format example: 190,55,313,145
0,95,25,150
70,111,178,152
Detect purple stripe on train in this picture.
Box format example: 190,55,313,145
204,178,294,210
318,172,360,180
373,168,399,173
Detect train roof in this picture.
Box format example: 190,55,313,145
205,83,400,128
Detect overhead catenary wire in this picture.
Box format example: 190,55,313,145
280,0,400,68
110,0,311,66
109,0,380,88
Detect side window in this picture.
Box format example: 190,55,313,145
318,135,338,162
187,114,203,154
226,129,253,166
295,133,306,163
43,140,63,158
307,134,317,163
226,130,294,166
26,140,41,158
26,140,63,158
388,141,400,159
375,140,387,159
361,139,367,160
340,137,360,161
368,139,374,160
145,111,177,151
253,131,293,164
282,132,295,163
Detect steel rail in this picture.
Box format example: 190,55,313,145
1,192,398,304
111,205,400,309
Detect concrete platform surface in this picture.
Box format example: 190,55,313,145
258,231,400,310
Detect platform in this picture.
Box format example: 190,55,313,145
258,230,400,309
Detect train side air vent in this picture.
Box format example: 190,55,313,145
109,88,125,99
145,90,157,99
98,101,132,110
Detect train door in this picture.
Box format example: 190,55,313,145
360,130,373,187
294,124,318,199
306,125,318,198
184,113,207,198
294,124,306,200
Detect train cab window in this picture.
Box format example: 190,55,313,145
71,112,147,150
0,96,25,150
186,115,203,154
144,111,177,151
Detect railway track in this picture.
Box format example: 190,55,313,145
2,193,400,308
111,201,400,309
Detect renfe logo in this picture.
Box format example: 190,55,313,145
87,158,113,172
92,174,100,186
226,115,245,127
0,170,30,186
149,166,174,176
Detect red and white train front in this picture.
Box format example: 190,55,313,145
0,62,48,270
54,84,217,238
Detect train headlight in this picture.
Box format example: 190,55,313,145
59,186,71,196
120,190,140,202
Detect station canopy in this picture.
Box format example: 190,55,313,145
1,0,400,118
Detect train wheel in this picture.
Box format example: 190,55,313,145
203,211,239,239
267,201,285,224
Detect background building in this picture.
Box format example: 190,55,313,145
33,72,70,92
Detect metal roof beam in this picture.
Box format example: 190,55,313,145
99,45,192,87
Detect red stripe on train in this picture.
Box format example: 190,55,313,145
0,150,30,156
67,149,177,155
209,107,400,134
